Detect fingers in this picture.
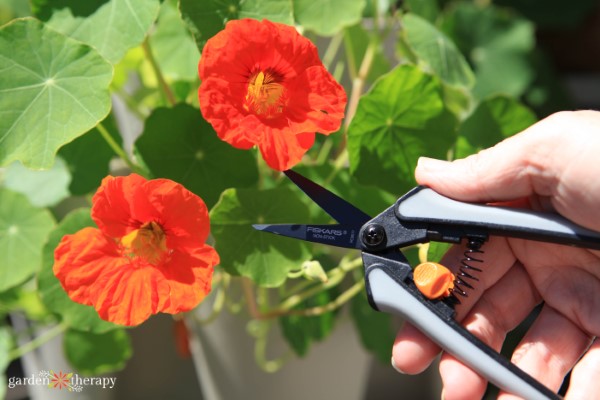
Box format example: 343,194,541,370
566,338,600,400
393,236,517,374
497,306,593,400
440,263,541,400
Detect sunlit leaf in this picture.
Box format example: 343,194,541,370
180,0,294,50
135,104,258,208
402,13,475,88
64,328,132,375
0,18,112,169
0,188,55,292
38,208,117,333
455,95,537,159
403,0,439,22
3,157,71,207
294,0,366,36
347,64,457,195
150,0,199,82
46,0,160,64
210,187,310,287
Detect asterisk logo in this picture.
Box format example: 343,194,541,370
49,370,73,390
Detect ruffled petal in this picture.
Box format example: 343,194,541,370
53,227,124,305
91,174,147,237
159,245,219,314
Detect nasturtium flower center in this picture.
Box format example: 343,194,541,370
120,221,168,265
244,70,285,118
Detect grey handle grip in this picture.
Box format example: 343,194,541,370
397,187,600,250
366,266,560,400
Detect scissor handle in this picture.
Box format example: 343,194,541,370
396,186,600,250
363,251,561,400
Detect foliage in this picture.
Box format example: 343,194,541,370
0,0,576,383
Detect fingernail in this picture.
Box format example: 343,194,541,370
441,389,445,400
391,357,405,374
417,157,449,172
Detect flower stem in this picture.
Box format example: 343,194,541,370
96,122,142,175
9,322,68,361
344,40,376,133
142,38,177,107
323,32,344,71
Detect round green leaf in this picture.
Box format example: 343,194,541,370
135,104,258,208
46,0,160,64
3,157,71,207
347,64,457,195
294,0,366,36
180,0,294,51
455,95,537,159
401,13,475,88
0,18,112,170
0,188,55,291
210,187,310,287
38,208,118,333
64,328,132,375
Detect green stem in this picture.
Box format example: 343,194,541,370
286,280,364,317
322,32,344,71
97,122,143,175
142,38,177,106
9,322,68,361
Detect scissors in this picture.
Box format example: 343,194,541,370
253,169,600,400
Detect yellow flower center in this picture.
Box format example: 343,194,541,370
244,70,285,118
121,221,168,265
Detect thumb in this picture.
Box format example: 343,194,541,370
414,111,600,230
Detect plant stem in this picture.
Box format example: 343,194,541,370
9,322,68,361
322,32,344,71
344,40,376,133
142,38,177,106
96,122,142,175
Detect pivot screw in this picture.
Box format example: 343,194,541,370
362,224,386,247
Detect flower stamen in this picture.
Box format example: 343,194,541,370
121,221,168,265
244,70,285,118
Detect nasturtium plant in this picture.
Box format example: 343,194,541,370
0,0,568,387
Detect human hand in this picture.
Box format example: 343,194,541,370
392,111,600,400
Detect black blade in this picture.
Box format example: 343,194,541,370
284,170,371,225
253,224,362,249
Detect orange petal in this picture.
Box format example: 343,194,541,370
258,128,315,171
413,262,455,300
159,245,219,314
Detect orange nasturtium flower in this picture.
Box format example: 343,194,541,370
53,174,219,326
198,18,347,171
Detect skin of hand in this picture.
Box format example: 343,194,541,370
392,111,600,400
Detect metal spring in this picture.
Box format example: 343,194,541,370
449,238,485,304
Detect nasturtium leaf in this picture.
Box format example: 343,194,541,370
180,0,294,51
350,290,394,364
403,0,439,22
31,0,108,21
401,13,475,89
0,189,55,292
0,326,11,400
441,3,534,99
294,0,366,36
426,242,451,264
0,18,112,170
64,328,132,375
279,290,337,356
135,104,258,208
3,157,71,207
38,208,117,333
58,115,121,195
455,95,537,159
46,0,160,64
149,0,199,82
0,0,31,24
347,64,457,195
344,24,390,83
210,187,310,287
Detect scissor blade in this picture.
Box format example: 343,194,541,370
253,223,362,249
284,170,371,226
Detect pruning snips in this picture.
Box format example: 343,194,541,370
253,170,600,400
